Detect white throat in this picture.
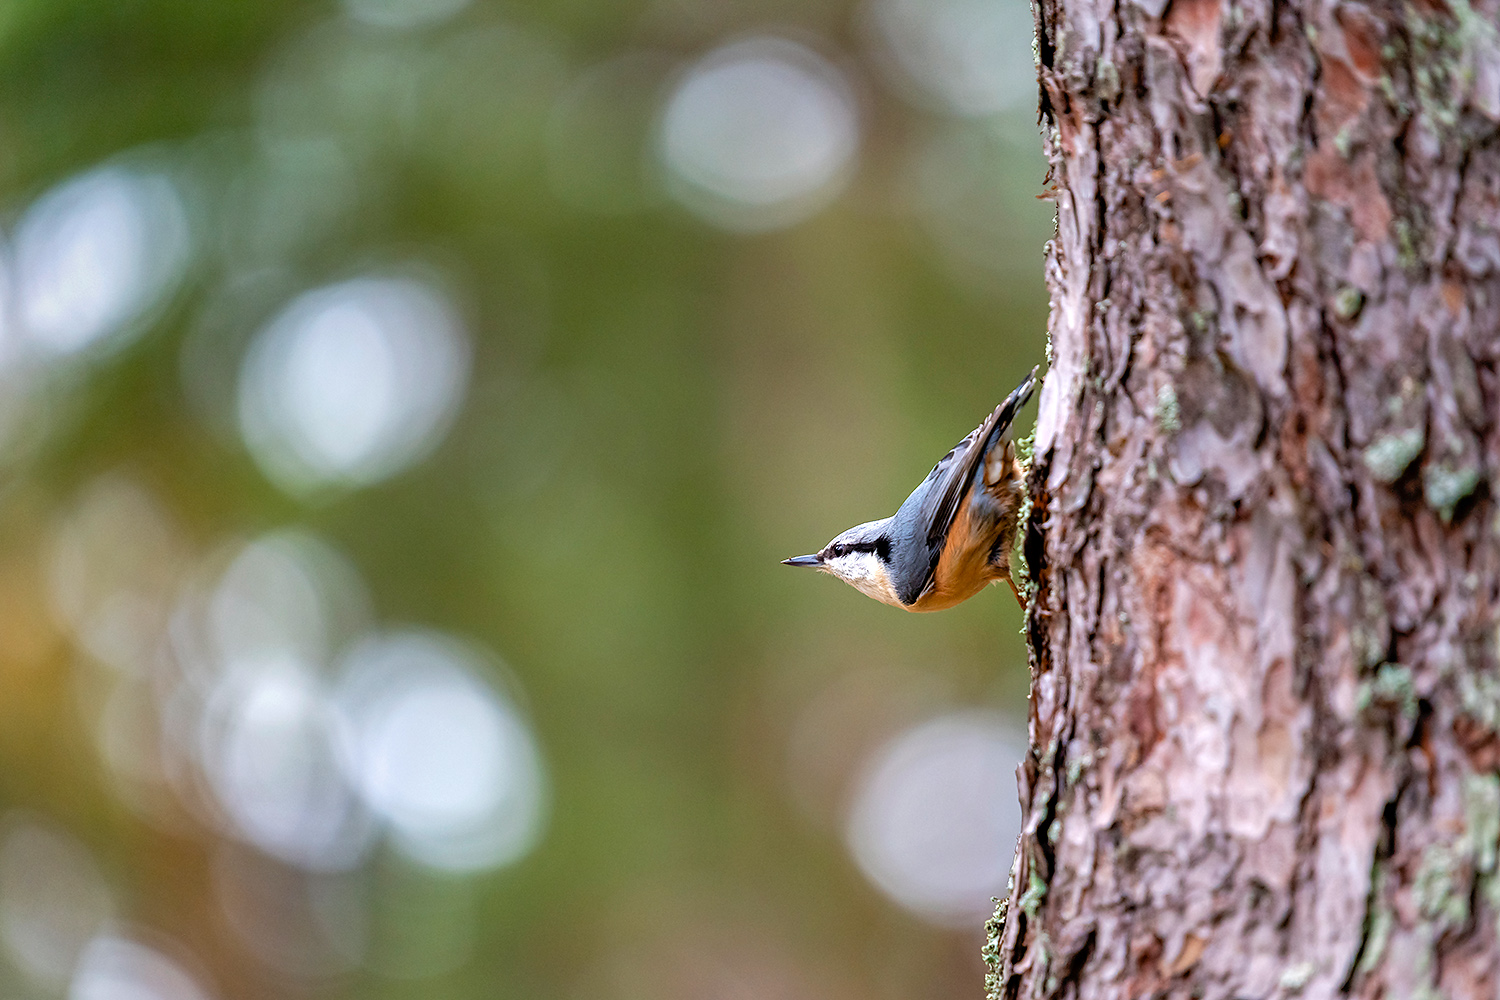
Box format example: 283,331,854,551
825,551,902,608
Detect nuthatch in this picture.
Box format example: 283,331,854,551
783,369,1037,611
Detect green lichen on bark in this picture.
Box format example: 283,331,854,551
1357,866,1394,978
983,896,1009,1000
1414,845,1469,929
1423,460,1480,522
1459,669,1500,731
1011,430,1037,603
1463,774,1500,874
1065,749,1093,787
1332,285,1365,320
1154,384,1181,434
1019,865,1049,919
1362,428,1425,483
1357,662,1419,720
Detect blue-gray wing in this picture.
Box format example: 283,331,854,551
890,369,1037,602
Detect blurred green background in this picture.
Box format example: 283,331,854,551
0,1,1049,998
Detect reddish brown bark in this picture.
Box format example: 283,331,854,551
992,0,1500,996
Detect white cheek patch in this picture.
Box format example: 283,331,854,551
830,552,902,607
850,552,875,578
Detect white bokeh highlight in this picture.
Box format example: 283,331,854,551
0,816,115,990
203,530,371,675
191,531,374,871
176,531,550,879
338,631,548,873
237,276,471,495
0,240,16,368
658,37,859,232
13,165,189,357
199,660,374,873
865,0,1037,116
69,935,212,1000
846,711,1025,926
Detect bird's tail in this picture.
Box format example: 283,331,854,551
976,366,1039,488
993,366,1039,438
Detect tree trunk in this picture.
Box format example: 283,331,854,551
991,0,1500,996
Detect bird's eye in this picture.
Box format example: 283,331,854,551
829,544,844,558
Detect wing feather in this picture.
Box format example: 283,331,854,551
892,368,1037,603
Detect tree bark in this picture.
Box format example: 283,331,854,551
992,0,1500,996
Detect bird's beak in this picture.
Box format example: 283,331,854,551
781,554,822,568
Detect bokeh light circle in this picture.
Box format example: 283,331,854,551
846,710,1025,926
69,934,213,1000
337,630,548,873
199,660,374,873
237,275,470,496
13,165,189,358
658,37,859,232
203,529,372,673
191,530,376,872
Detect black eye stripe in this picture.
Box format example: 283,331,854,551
833,538,890,558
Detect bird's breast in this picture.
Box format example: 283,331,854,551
907,474,1017,612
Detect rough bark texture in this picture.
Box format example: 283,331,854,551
995,0,1500,996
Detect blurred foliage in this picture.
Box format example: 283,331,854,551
0,0,1051,998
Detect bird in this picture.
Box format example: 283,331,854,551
782,368,1038,611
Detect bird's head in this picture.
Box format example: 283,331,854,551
782,518,903,608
